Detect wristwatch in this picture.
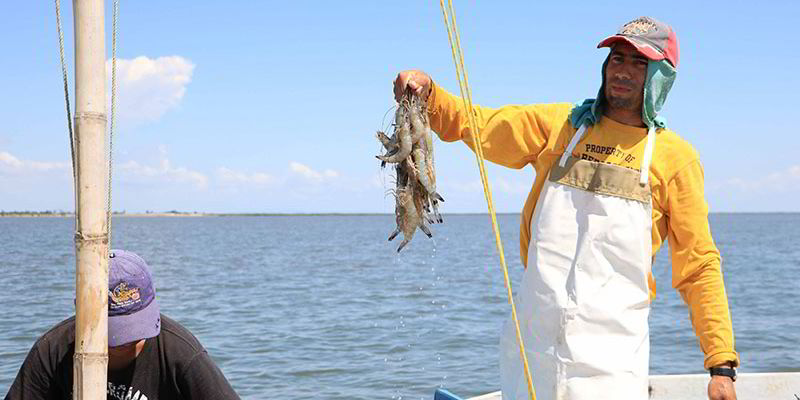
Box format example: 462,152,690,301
709,365,737,382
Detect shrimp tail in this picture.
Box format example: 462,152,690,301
397,239,410,253
419,223,432,238
431,199,443,223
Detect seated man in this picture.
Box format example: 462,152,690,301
5,250,240,400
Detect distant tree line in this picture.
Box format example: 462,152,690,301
1,210,202,216
0,210,72,216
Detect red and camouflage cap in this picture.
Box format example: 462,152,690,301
597,16,679,68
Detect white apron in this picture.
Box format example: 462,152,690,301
500,124,656,400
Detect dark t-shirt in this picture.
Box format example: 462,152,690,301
5,314,239,400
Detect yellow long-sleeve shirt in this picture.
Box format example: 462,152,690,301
426,83,739,369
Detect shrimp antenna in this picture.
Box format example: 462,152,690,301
381,105,397,133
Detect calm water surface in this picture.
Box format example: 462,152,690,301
1,214,798,399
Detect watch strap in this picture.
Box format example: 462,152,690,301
709,367,737,382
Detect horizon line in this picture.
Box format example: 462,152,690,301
2,211,800,217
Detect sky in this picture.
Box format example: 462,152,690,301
1,1,798,213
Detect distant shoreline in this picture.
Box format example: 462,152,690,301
1,212,402,217
0,212,207,218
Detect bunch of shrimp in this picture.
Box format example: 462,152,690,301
376,91,444,252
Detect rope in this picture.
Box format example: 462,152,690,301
438,2,536,399
54,0,78,230
108,0,119,249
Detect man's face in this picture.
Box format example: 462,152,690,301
604,42,648,112
107,339,145,370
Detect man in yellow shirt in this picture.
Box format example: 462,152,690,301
394,16,737,400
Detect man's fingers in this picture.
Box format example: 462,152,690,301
393,72,407,101
394,70,429,102
401,73,414,91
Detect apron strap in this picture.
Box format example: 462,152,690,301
558,124,588,168
639,127,656,186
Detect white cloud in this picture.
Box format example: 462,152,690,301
447,179,483,193
118,146,207,190
446,178,528,194
494,178,530,195
0,151,69,174
0,152,21,168
216,167,274,185
718,164,800,191
0,151,73,210
108,56,195,123
289,161,339,182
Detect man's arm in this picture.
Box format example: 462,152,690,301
176,351,239,400
666,159,739,369
394,70,568,170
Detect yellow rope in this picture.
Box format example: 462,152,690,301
438,2,536,399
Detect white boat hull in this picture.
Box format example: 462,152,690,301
468,372,800,399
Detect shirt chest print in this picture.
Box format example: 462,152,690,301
107,382,150,400
578,142,638,169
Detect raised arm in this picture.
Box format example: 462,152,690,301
394,70,566,170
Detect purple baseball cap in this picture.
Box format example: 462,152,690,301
597,16,680,68
108,250,161,347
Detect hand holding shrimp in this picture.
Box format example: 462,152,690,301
376,90,443,252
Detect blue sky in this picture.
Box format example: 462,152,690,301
1,1,798,213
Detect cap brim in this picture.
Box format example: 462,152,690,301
108,298,161,347
597,35,665,62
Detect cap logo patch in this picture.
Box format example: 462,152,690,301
621,18,656,35
109,282,141,310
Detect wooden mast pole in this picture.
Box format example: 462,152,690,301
72,0,109,398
